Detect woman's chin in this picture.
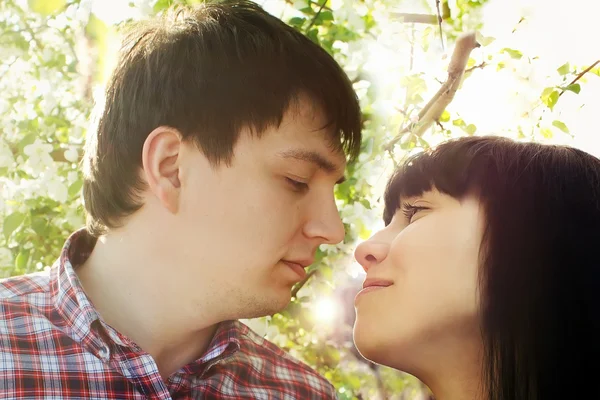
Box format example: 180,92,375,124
353,324,390,366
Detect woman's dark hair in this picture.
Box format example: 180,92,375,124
383,136,600,400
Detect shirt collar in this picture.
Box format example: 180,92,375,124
50,228,101,344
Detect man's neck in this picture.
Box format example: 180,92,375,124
76,229,218,379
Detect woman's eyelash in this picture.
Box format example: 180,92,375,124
401,202,428,220
286,177,309,192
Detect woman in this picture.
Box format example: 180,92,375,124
353,136,600,400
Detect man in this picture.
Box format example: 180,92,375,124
0,0,361,399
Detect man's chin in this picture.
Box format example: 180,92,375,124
240,293,292,320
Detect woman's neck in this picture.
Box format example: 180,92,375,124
421,338,486,400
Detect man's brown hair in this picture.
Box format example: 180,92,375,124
82,0,362,236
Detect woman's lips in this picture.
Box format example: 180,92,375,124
355,279,393,302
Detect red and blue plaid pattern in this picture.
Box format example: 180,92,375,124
0,230,336,399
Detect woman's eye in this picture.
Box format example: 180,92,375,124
401,204,429,222
286,177,309,192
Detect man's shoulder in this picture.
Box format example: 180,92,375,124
0,270,53,328
232,320,337,399
0,270,51,301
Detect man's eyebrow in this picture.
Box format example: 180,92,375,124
277,149,346,184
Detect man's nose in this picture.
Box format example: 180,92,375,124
303,194,345,245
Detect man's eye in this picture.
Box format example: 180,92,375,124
286,177,309,192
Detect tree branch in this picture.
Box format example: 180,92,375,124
291,269,318,298
372,364,388,400
305,0,327,31
558,59,600,98
390,13,438,24
465,61,487,73
385,32,480,151
8,142,83,164
435,0,445,51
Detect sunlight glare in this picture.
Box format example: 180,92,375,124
313,298,339,324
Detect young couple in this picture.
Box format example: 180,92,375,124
1,1,598,399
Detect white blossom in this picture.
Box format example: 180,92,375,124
65,207,84,228
64,148,79,163
47,178,68,203
23,139,54,175
0,139,15,168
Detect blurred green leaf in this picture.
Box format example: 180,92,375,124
540,128,553,139
18,133,37,153
465,124,477,135
306,28,319,44
31,217,49,236
318,11,334,22
15,251,29,270
552,120,569,133
28,0,67,15
557,62,570,76
68,180,83,198
477,35,495,46
501,48,523,59
153,0,174,12
440,110,450,122
452,118,466,127
541,88,559,109
564,83,581,94
288,17,306,29
3,212,26,239
85,13,109,43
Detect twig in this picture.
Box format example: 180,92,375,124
512,17,526,34
385,32,480,151
435,0,444,51
373,365,388,400
282,0,332,11
305,0,327,31
291,269,318,298
395,106,408,116
308,0,332,11
387,148,399,168
465,61,487,73
8,142,83,164
558,59,600,98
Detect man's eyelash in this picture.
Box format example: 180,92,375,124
286,177,309,192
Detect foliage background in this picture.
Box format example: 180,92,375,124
0,0,598,398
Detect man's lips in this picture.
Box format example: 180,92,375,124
282,260,310,279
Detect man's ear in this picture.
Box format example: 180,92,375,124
141,126,182,214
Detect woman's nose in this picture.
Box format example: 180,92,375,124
354,240,390,272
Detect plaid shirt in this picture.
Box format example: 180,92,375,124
0,229,337,399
